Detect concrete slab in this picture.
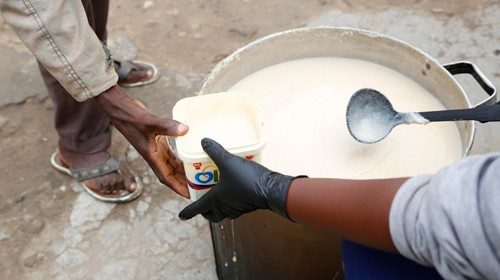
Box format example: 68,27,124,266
0,43,47,107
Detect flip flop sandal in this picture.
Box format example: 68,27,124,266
50,152,143,203
116,60,160,87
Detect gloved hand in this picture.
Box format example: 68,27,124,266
179,138,302,223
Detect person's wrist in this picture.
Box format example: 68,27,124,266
263,174,309,220
95,85,126,115
262,172,295,219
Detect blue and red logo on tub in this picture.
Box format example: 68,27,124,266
188,169,219,190
188,155,255,190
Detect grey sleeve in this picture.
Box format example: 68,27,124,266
389,153,500,280
0,0,117,101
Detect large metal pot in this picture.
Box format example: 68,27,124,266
198,27,496,279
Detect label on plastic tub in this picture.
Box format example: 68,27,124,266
185,153,261,201
186,154,257,190
186,161,220,190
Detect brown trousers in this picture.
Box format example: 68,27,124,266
39,0,111,155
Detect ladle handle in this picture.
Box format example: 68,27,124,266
419,105,500,123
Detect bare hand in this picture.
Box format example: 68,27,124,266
96,85,190,198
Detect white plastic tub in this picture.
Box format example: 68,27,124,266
173,92,266,201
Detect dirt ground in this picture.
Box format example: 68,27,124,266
0,0,498,279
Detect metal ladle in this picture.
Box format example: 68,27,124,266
346,88,500,144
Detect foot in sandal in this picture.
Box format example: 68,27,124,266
115,60,159,87
51,147,143,203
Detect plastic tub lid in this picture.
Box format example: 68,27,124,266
173,91,265,162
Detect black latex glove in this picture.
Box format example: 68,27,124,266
179,138,300,223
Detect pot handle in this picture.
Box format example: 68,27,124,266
443,61,497,107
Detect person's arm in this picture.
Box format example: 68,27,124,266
1,0,190,197
178,138,405,251
287,177,405,252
